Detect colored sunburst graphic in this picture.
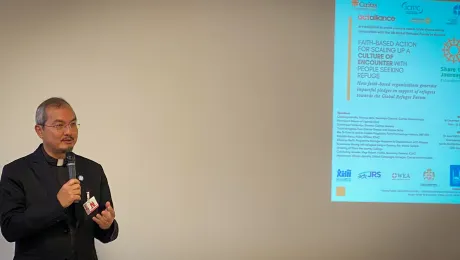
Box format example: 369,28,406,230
443,38,460,63
351,0,359,7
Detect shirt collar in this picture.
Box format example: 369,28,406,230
40,144,65,166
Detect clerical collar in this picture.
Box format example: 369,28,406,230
41,144,66,167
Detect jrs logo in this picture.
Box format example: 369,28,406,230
358,171,381,179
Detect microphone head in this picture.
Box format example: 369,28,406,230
65,150,75,163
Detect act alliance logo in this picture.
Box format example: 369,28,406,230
352,0,377,10
358,14,396,22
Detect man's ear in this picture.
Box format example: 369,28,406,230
35,125,44,139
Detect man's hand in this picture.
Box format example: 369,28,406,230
57,179,81,208
93,202,116,230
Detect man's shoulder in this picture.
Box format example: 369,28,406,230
1,152,34,178
75,154,103,169
74,154,108,181
3,152,34,170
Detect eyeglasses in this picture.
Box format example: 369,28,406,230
43,122,80,132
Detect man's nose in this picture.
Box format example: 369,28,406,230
63,125,72,134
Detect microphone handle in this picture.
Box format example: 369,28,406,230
68,162,77,179
67,162,79,203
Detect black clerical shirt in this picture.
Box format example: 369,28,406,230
42,147,79,260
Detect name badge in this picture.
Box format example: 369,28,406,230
83,196,99,215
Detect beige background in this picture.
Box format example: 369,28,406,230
1,1,459,260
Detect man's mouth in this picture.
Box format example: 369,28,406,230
62,138,73,143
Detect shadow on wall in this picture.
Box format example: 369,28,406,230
0,240,13,258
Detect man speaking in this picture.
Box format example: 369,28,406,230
0,97,119,260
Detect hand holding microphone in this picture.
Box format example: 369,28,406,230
56,150,81,208
57,179,81,208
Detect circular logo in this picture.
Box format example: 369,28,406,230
423,168,435,181
443,38,460,63
454,5,460,16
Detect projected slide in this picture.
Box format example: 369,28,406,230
331,0,460,204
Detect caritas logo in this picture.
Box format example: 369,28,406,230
358,14,396,21
352,1,378,9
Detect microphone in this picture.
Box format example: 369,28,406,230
66,149,79,203
66,150,77,180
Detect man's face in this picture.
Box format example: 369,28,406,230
35,105,79,156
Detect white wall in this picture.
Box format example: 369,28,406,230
1,1,459,260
